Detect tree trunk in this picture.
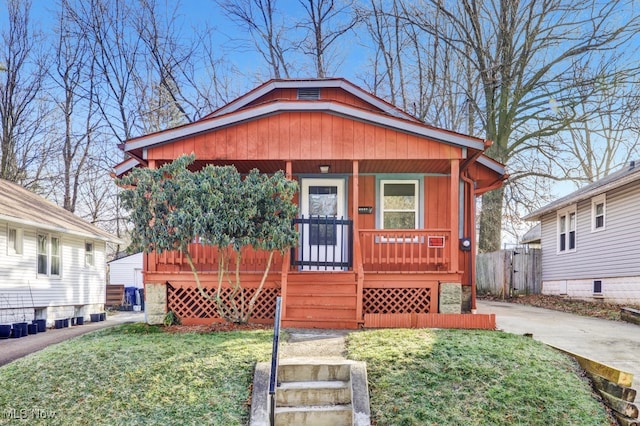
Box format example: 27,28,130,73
478,187,504,253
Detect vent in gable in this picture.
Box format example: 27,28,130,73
297,88,320,100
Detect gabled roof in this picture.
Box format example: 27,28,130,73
524,161,640,220
115,78,506,180
205,78,419,121
0,179,122,243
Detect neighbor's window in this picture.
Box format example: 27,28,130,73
85,242,94,267
593,280,603,294
50,236,61,276
37,233,61,276
558,206,576,253
37,234,48,275
8,227,23,255
380,180,419,229
592,195,606,231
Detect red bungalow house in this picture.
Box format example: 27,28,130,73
114,78,506,329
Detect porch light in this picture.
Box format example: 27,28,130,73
319,165,330,174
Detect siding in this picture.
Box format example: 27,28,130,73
541,182,640,280
0,220,106,311
146,112,460,162
109,252,143,287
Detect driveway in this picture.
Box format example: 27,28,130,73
0,311,143,367
477,300,640,393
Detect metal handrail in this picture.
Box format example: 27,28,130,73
268,296,282,426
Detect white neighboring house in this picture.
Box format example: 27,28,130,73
524,161,640,304
108,252,143,289
0,179,122,326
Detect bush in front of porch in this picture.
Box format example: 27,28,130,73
118,154,298,324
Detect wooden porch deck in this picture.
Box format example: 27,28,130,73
150,228,495,330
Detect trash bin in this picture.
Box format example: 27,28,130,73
137,288,145,310
124,286,137,306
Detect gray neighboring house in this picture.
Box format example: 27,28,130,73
0,179,122,326
524,161,640,304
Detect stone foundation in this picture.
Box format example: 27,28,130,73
439,282,462,314
145,282,167,325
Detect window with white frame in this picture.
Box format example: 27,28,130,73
380,180,419,229
8,227,23,255
85,241,94,267
37,233,61,277
558,206,576,253
592,195,606,231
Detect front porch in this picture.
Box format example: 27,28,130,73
145,227,494,329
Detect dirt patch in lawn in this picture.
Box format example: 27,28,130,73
479,293,640,322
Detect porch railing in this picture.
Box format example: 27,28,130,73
149,227,450,274
290,215,353,270
359,229,451,272
149,244,284,273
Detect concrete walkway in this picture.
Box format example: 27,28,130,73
477,300,640,393
0,311,143,367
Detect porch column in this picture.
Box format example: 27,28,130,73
281,161,293,320
352,160,364,323
450,159,460,272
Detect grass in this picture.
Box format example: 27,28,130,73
346,328,612,426
0,324,613,426
0,324,272,425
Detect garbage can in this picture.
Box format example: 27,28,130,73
124,286,137,307
137,288,145,310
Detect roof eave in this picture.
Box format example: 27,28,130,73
209,78,419,122
0,214,124,244
523,170,640,221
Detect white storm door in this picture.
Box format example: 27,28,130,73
300,178,346,271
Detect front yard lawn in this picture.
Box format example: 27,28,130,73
347,328,612,426
0,324,612,425
0,324,272,425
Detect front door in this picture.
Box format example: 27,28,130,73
299,178,347,271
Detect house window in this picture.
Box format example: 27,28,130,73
85,242,94,267
8,227,23,255
557,206,576,253
37,233,61,277
51,237,60,276
593,280,602,294
592,195,605,231
380,180,419,229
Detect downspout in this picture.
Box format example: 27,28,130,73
458,140,491,313
460,171,477,312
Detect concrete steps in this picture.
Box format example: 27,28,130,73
250,359,370,426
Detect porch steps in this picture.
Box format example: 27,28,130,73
250,359,370,426
284,272,359,329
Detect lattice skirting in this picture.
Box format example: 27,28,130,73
167,283,280,321
363,287,433,314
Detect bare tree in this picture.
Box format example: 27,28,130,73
65,0,141,143
541,67,640,183
358,0,480,129
397,0,640,251
217,0,291,79
0,0,51,186
296,0,359,78
47,0,99,212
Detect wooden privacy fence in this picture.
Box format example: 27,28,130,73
476,248,541,297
